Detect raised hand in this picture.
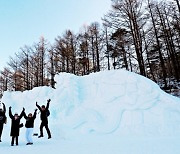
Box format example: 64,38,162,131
47,99,51,103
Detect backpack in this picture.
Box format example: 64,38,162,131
46,109,50,117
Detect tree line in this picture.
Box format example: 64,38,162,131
0,0,179,97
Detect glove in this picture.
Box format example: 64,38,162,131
36,102,38,106
35,109,38,112
9,106,12,110
23,107,25,111
47,99,51,103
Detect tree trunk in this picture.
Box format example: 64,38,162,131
148,0,167,88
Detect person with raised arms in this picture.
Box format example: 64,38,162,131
23,109,37,145
0,102,6,142
9,107,24,146
36,99,51,139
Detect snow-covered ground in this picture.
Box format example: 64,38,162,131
1,69,180,154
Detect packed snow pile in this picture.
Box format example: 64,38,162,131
2,70,180,139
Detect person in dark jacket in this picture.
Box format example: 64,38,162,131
0,103,7,142
9,106,24,146
36,99,51,139
24,109,37,145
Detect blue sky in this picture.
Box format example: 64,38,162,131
0,0,111,70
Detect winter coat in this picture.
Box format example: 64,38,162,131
9,108,24,136
36,102,50,124
24,111,37,128
0,111,6,125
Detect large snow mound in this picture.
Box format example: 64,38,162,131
2,70,180,138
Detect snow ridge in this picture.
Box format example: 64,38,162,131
2,70,180,138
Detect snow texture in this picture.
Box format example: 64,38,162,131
0,69,180,154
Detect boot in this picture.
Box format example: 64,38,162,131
38,135,43,138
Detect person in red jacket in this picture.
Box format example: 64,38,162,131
36,99,51,139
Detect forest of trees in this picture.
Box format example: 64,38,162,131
0,0,180,97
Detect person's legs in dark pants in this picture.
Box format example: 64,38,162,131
0,124,3,141
39,122,44,137
45,124,51,138
15,136,18,145
11,136,15,146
